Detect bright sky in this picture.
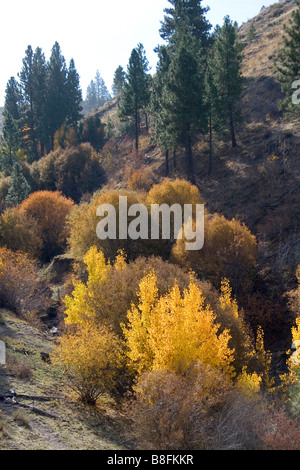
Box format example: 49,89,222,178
0,0,279,106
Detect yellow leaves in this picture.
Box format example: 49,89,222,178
83,245,110,283
292,317,300,343
123,272,235,377
236,367,262,399
64,246,116,326
52,322,124,403
219,278,239,319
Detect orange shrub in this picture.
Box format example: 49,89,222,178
127,167,155,193
126,364,237,450
171,213,257,295
67,189,169,262
20,191,74,261
146,178,204,209
0,247,51,317
52,323,124,405
0,206,42,259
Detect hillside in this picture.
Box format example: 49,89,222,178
1,0,300,451
0,309,130,450
93,0,300,351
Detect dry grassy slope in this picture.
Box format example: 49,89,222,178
0,309,129,450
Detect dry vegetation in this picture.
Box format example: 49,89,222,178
2,0,300,451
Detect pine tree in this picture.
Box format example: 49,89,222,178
5,162,31,206
277,1,300,116
159,0,211,48
86,72,110,111
95,70,111,107
118,44,151,151
46,42,69,149
205,47,227,176
66,58,83,129
19,45,37,158
211,16,244,148
0,110,20,170
86,80,98,111
4,77,21,121
32,47,48,156
164,29,207,184
112,66,126,96
150,46,177,176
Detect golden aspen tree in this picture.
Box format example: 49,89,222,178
64,246,125,326
123,272,235,377
255,326,275,392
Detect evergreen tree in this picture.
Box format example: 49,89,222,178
165,29,207,184
150,46,177,176
118,44,151,151
0,110,20,171
5,162,31,206
95,70,111,107
159,0,211,49
211,16,244,148
86,80,98,111
86,71,110,111
4,77,21,121
46,42,69,149
277,1,300,116
205,47,227,176
66,58,83,128
32,47,48,156
112,66,126,96
19,45,37,158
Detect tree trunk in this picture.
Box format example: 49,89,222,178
165,149,169,176
173,148,177,171
208,113,213,176
230,114,237,148
135,107,139,152
185,132,195,185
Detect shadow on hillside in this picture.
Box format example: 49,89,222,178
241,75,284,123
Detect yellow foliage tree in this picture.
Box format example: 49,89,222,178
123,272,235,377
64,246,123,326
52,323,124,404
171,213,257,295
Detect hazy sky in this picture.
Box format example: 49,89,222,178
0,0,278,106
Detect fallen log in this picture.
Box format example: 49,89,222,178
14,400,68,422
0,393,63,402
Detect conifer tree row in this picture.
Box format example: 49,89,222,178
2,42,83,161
150,1,244,181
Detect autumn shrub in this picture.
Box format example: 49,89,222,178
20,191,74,261
67,189,168,262
53,143,106,203
256,407,300,450
0,206,42,259
52,323,124,405
126,364,265,450
127,167,155,193
0,247,51,317
6,355,33,379
171,213,257,296
30,143,106,203
146,178,204,208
